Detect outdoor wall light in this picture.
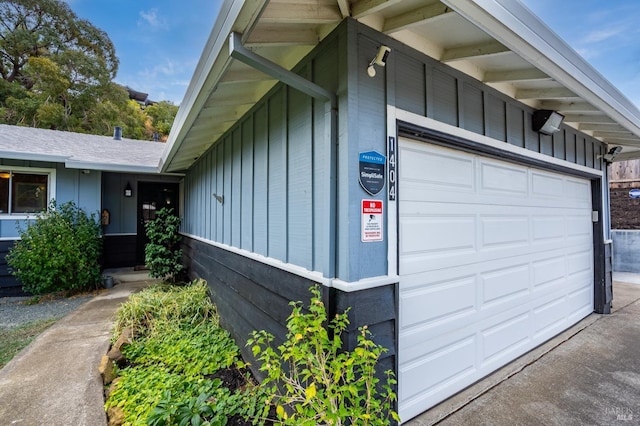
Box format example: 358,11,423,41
532,109,564,135
367,45,391,77
124,182,133,197
598,145,622,162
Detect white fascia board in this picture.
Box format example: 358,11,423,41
64,160,159,174
160,0,266,173
443,0,640,137
0,150,68,163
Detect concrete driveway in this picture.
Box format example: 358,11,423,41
407,276,640,426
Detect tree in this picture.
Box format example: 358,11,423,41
0,0,177,139
0,0,117,88
145,101,179,140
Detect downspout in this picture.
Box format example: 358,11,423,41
228,32,338,279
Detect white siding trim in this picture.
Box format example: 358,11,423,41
181,232,399,292
396,109,603,178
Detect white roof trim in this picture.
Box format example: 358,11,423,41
0,150,68,163
64,160,162,174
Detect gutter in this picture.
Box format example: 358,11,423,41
228,31,338,278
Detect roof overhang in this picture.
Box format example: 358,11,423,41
161,0,640,172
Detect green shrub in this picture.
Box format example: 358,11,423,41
7,200,102,295
144,207,184,283
248,285,400,425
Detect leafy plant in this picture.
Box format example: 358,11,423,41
144,207,184,283
248,286,400,425
7,200,102,295
105,281,267,425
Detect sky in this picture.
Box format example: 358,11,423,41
63,0,640,108
63,0,223,105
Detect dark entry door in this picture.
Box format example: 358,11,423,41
136,182,179,265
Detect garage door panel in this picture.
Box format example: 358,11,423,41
568,250,593,275
399,275,476,330
532,257,565,288
481,312,530,365
567,214,593,237
531,171,565,199
400,239,572,279
399,145,474,190
481,264,530,305
565,179,592,203
480,215,529,247
479,161,529,195
532,297,568,338
400,334,476,404
400,215,475,255
532,215,565,241
398,138,594,421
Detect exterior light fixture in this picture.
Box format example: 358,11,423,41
532,110,564,135
367,45,391,77
124,182,133,197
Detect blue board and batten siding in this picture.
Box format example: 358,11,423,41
183,90,333,274
181,18,608,384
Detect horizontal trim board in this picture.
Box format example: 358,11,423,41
396,109,602,179
180,232,398,292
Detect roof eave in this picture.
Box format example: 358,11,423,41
443,0,640,139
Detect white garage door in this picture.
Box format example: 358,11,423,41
398,138,594,421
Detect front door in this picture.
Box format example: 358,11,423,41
136,182,179,266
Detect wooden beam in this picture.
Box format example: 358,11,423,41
219,67,274,84
441,40,509,62
599,137,640,145
382,3,452,33
483,68,550,83
352,0,403,19
579,123,630,132
515,87,577,100
563,114,616,124
260,2,342,24
336,0,350,17
245,25,319,46
593,131,639,140
537,101,598,114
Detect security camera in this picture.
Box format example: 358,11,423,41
373,45,391,67
601,145,622,162
367,45,391,77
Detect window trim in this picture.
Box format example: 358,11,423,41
0,166,56,219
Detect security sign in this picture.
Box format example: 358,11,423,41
361,199,383,242
359,151,386,195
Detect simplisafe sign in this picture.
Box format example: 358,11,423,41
359,151,385,196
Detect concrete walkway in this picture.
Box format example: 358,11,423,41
408,276,640,425
0,271,154,426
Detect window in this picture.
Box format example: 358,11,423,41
0,170,50,214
